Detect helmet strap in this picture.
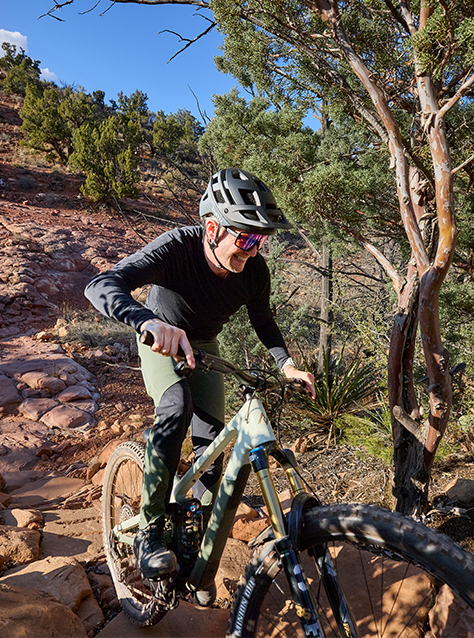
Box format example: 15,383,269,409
204,223,235,275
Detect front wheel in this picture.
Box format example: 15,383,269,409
102,441,169,627
228,503,474,637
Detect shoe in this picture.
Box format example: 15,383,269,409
134,524,177,579
195,581,217,607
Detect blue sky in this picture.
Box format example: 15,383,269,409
1,0,237,123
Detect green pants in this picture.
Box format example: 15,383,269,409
137,338,225,528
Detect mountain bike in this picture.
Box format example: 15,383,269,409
102,333,474,637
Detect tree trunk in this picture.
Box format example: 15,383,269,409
317,240,333,375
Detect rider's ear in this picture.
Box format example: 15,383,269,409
205,218,219,243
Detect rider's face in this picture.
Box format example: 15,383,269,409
205,221,258,275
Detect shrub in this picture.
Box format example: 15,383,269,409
69,116,140,201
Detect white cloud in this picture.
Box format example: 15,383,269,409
41,67,59,83
0,29,28,53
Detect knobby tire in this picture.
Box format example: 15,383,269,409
102,441,168,627
227,503,474,637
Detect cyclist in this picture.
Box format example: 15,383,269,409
85,167,315,605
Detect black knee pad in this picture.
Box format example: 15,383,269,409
150,379,193,472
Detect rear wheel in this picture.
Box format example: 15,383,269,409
228,503,474,637
102,441,169,627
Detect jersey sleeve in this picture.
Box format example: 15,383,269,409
245,258,291,370
84,236,173,332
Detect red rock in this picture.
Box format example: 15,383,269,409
98,439,127,466
0,525,40,564
0,583,88,638
8,508,44,530
57,385,92,402
1,555,104,630
40,404,94,430
18,370,49,389
37,375,67,394
91,468,105,486
0,373,21,412
36,446,54,458
54,440,72,454
96,600,229,638
8,476,85,508
0,492,12,506
19,397,58,420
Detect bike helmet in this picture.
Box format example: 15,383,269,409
199,168,293,234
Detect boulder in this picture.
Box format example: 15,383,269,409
18,371,49,389
428,583,474,637
6,508,44,530
19,398,58,421
40,404,94,430
86,459,101,480
98,439,127,466
444,478,474,503
57,385,92,402
216,537,252,599
0,373,21,413
0,525,40,565
1,555,105,632
36,375,67,394
230,512,270,542
0,583,88,638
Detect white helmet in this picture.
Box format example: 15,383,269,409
199,168,292,234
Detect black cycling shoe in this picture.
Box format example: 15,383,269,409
134,524,177,580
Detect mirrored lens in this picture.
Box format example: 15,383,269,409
235,233,267,251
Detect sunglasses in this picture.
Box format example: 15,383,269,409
226,227,268,251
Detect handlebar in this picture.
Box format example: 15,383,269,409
139,330,305,394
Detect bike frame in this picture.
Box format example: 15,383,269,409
110,389,356,637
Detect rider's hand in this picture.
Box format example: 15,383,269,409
140,319,195,368
282,364,315,400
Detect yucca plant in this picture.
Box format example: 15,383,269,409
289,347,382,445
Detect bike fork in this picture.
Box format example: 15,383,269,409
250,444,358,638
250,445,325,638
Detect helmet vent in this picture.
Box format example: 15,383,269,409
268,213,283,223
223,187,235,205
241,210,259,221
239,189,257,206
254,179,269,192
214,189,225,204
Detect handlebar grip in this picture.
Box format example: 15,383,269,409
139,330,155,347
139,330,188,361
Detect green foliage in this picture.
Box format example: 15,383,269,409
153,109,204,156
439,278,474,370
117,89,152,150
292,347,382,442
20,84,105,163
0,43,41,96
342,408,393,464
69,116,140,201
409,5,474,78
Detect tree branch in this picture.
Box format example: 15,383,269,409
452,152,474,177
437,68,474,120
159,19,215,63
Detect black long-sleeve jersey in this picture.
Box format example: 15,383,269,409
84,225,291,369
